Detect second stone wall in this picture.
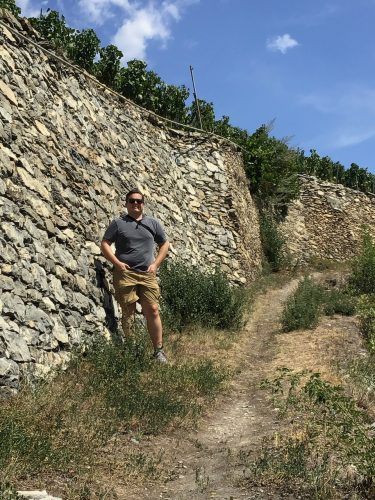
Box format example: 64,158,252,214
281,175,375,264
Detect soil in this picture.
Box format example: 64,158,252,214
94,273,365,500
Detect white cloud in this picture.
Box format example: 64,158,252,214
112,4,174,60
300,84,375,149
77,0,132,24
17,0,43,17
266,33,299,54
334,129,375,149
76,0,197,61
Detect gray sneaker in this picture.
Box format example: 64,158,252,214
154,350,168,364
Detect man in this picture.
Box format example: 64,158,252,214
101,189,170,363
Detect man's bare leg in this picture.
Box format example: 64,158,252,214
140,300,163,349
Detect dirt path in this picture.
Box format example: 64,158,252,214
114,279,300,500
99,273,364,500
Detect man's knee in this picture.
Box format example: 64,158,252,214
143,302,159,318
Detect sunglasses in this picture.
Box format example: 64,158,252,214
127,198,144,204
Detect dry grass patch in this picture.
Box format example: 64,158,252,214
270,315,364,384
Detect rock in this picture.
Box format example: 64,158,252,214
17,490,62,500
0,357,19,388
49,275,67,304
0,79,18,105
1,331,31,362
40,297,56,311
24,304,54,333
1,292,26,321
34,120,50,136
1,221,24,246
17,167,51,201
52,321,70,345
38,333,58,351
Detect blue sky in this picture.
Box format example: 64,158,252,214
16,0,375,173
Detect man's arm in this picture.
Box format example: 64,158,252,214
147,241,170,273
100,239,129,271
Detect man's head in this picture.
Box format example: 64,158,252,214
125,189,144,218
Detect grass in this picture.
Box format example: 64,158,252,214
0,264,294,497
242,368,375,499
0,264,320,497
253,233,375,497
0,327,227,493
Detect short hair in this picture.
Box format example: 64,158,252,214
125,189,144,202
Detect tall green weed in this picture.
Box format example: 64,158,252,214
357,295,375,353
259,211,286,272
349,229,375,294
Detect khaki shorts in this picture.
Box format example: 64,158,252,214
113,268,160,307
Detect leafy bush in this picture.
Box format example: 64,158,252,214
281,276,324,332
322,289,357,316
159,261,246,331
357,295,375,353
349,229,375,294
259,211,286,272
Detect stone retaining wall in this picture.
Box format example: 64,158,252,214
0,11,262,396
281,175,375,264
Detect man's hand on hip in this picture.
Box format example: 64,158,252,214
116,262,130,271
147,262,158,274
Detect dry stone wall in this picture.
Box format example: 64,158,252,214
281,175,375,264
0,11,262,396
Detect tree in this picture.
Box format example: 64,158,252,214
345,163,361,190
116,60,161,111
333,161,346,184
242,123,301,209
95,44,123,88
0,0,20,15
188,99,215,131
68,29,100,71
303,149,321,176
29,10,75,51
158,83,189,123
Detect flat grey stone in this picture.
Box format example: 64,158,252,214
1,331,31,362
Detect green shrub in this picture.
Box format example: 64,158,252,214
323,289,357,316
357,295,375,353
159,261,246,331
281,276,324,332
349,229,375,294
259,211,286,272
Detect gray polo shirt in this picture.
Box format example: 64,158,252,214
103,214,167,272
